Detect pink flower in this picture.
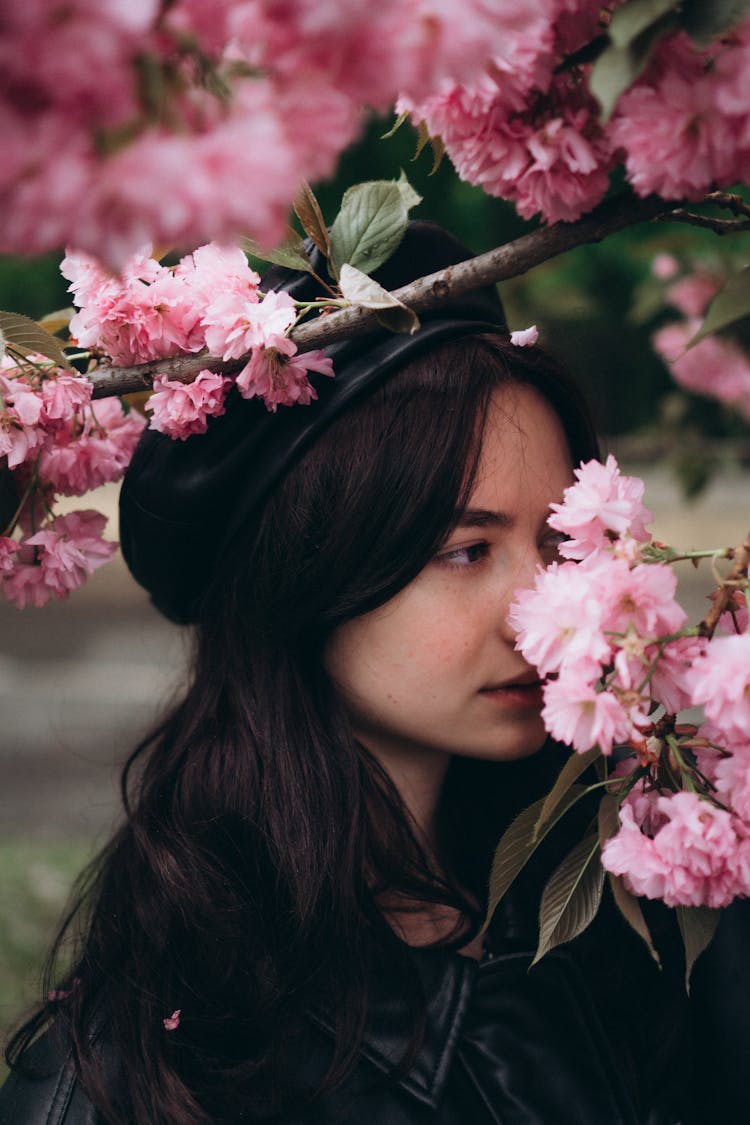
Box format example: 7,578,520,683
602,792,750,908
600,559,686,640
24,510,117,598
38,399,146,495
686,635,750,745
651,253,679,281
2,562,53,608
666,271,721,319
163,1009,181,1031
235,346,334,412
175,243,260,307
541,675,635,754
548,454,652,560
203,289,295,362
711,749,750,824
653,324,750,419
147,370,232,440
509,555,612,677
510,325,538,347
611,32,741,201
648,634,707,714
40,372,93,425
0,538,18,572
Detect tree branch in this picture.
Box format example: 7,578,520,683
657,210,750,235
89,192,679,399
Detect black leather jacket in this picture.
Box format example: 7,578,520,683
2,894,748,1125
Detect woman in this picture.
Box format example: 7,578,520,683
0,223,723,1123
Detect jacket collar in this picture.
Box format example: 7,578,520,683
308,888,540,1109
309,944,477,1108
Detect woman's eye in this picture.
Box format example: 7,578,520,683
539,530,569,559
437,542,489,568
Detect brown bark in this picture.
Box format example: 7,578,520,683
89,192,675,399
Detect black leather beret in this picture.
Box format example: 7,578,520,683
119,221,507,623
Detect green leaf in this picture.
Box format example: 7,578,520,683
676,904,721,992
36,308,75,336
339,263,419,333
689,266,750,345
483,784,588,934
374,306,422,334
607,872,661,965
329,177,420,278
608,0,680,48
396,170,423,213
0,311,74,371
597,791,621,847
535,747,601,840
681,0,750,45
240,229,313,274
533,834,604,965
590,16,676,120
293,182,331,259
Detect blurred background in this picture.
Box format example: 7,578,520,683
1,113,749,1060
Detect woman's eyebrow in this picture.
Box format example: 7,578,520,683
455,508,514,529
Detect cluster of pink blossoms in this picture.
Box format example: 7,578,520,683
4,5,750,262
0,0,533,267
404,13,750,224
650,256,750,421
0,356,145,608
62,242,334,435
509,453,750,908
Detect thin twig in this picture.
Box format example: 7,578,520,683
704,191,750,220
657,210,750,235
699,533,750,638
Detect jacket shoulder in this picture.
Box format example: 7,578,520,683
0,1026,104,1125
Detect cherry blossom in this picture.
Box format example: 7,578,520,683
602,793,750,908
686,635,750,745
147,371,232,440
541,673,637,755
548,454,652,560
235,346,335,412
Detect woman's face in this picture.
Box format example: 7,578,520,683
324,383,574,768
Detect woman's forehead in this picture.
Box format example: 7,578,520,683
469,384,574,513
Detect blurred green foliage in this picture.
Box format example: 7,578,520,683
0,838,91,1073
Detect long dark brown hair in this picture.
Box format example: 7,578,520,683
7,336,598,1122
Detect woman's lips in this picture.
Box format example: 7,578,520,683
479,678,544,709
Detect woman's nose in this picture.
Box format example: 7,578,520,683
497,546,545,643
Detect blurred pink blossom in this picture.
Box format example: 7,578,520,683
611,32,743,200
651,253,679,281
653,324,750,419
666,271,722,318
